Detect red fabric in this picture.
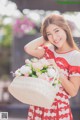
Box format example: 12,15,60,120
27,46,80,120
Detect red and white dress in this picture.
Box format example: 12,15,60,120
27,45,80,120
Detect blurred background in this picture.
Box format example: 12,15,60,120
0,0,80,120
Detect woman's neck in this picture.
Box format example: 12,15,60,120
55,43,74,53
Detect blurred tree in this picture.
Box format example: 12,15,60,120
0,24,12,47
0,46,11,76
0,17,12,77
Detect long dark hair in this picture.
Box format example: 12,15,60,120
41,14,79,50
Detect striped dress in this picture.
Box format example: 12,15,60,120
27,45,80,120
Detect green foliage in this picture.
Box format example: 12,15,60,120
0,24,12,48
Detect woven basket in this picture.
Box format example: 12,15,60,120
8,76,59,108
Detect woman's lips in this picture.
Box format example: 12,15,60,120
54,39,61,44
54,40,60,44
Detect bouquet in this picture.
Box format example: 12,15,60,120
9,58,60,108
14,58,60,86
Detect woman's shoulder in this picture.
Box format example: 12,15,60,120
68,50,80,76
70,50,80,66
72,50,80,58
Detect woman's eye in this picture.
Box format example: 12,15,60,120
47,34,51,36
55,30,59,33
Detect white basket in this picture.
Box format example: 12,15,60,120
8,76,59,108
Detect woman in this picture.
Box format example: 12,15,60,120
24,14,80,120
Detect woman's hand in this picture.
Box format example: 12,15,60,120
47,59,60,70
24,36,47,58
58,69,80,97
59,71,67,83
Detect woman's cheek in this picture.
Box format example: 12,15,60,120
48,37,53,43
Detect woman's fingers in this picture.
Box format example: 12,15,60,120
48,59,59,68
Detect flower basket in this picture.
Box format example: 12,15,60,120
8,76,59,108
8,58,60,108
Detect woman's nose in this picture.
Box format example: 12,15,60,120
52,34,57,41
53,34,57,40
51,34,54,40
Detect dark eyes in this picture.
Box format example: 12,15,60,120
46,29,59,36
47,34,51,36
55,30,59,33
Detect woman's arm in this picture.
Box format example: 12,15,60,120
59,74,80,97
24,36,47,58
45,59,80,97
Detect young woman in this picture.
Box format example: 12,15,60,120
24,14,80,120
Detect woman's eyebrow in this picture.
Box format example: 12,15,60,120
46,28,59,34
53,28,59,31
46,32,50,34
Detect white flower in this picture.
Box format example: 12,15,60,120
25,59,32,64
47,68,56,78
13,57,60,86
54,79,59,84
38,73,49,80
31,58,38,62
36,72,41,77
32,62,43,70
39,58,49,66
15,69,21,76
20,65,32,74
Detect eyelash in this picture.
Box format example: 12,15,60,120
47,30,59,36
47,34,51,36
55,30,59,33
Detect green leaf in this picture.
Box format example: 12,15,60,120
41,69,47,73
31,74,37,78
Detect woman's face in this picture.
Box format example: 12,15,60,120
46,24,67,49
